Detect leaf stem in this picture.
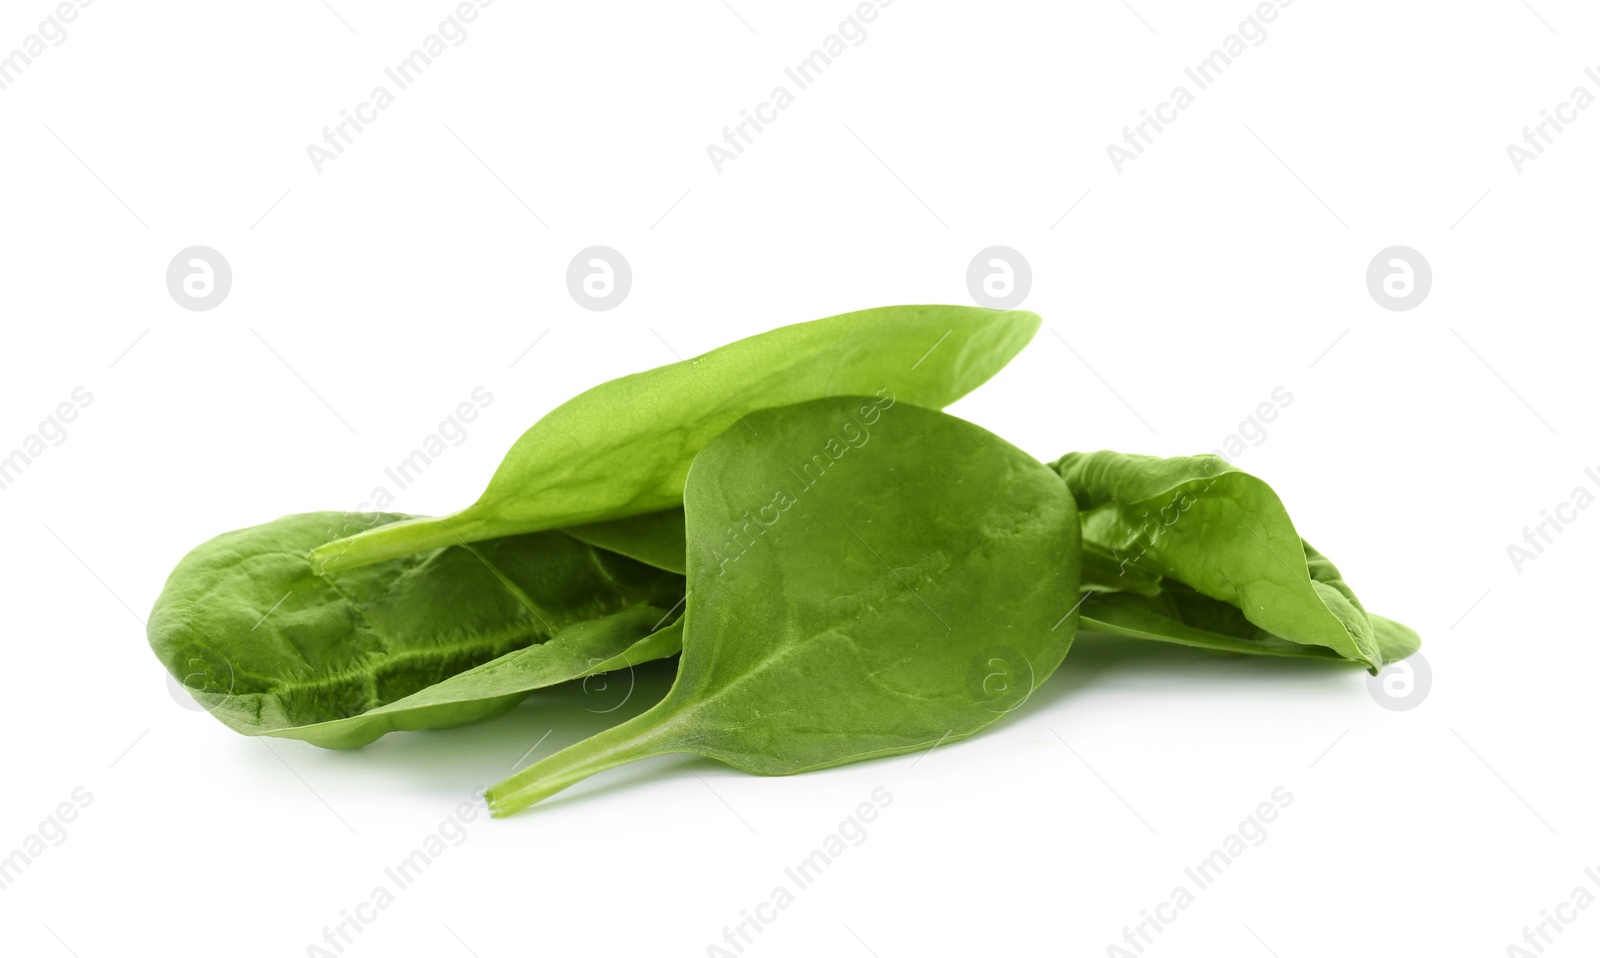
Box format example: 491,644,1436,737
485,707,680,816
310,513,501,573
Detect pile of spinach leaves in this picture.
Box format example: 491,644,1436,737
148,304,1418,816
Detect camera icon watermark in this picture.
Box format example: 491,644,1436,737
581,660,637,714
1367,652,1431,711
567,246,631,311
1365,246,1431,312
967,645,1036,714
966,246,1032,310
167,246,233,311
166,656,236,713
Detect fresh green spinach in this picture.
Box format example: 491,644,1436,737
150,512,685,748
310,304,1040,572
541,459,1422,670
485,397,1081,815
145,306,1424,816
1055,451,1418,670
564,509,688,575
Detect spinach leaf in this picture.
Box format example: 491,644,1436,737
1078,588,1419,664
1078,590,1342,660
564,509,688,575
1368,613,1424,665
484,396,1081,815
312,305,1039,572
150,512,685,748
549,459,1420,671
1054,451,1419,670
265,613,686,749
551,478,1419,669
1078,539,1162,596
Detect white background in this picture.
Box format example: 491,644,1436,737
2,1,1596,955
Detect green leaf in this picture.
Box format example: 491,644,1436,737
484,396,1081,816
149,512,685,748
261,614,686,749
555,503,1420,666
1079,587,1420,665
1368,613,1423,665
311,305,1039,572
1053,451,1419,670
564,509,687,575
1078,539,1162,596
1078,587,1347,661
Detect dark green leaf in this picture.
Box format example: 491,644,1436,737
149,512,685,748
485,396,1081,815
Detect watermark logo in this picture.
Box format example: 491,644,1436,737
967,646,1035,714
1105,390,1292,584
0,0,94,95
1504,868,1600,957
581,659,636,714
1367,652,1430,711
1365,246,1431,311
1209,386,1293,464
1506,467,1599,574
710,390,895,575
314,386,495,570
0,386,93,494
706,786,894,955
1105,0,1295,173
1505,67,1600,174
304,0,495,173
167,655,237,713
966,246,1031,310
704,0,896,174
167,246,233,311
1107,786,1294,955
567,246,631,311
0,786,93,894
306,790,486,956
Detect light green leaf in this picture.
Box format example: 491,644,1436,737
564,509,687,575
312,305,1039,572
1054,451,1418,670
